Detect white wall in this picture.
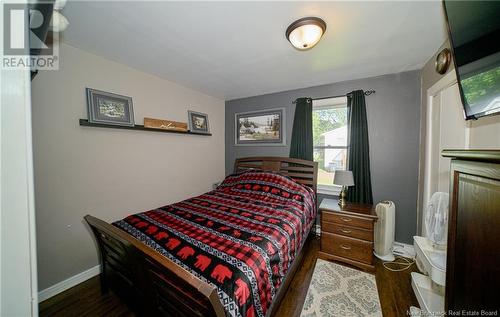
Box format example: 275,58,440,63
31,43,225,291
469,115,500,148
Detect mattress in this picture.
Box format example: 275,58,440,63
113,170,316,317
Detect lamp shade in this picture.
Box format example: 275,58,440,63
333,170,354,186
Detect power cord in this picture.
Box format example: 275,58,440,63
383,256,415,272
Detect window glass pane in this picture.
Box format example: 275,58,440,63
314,148,348,186
313,107,348,147
312,97,349,187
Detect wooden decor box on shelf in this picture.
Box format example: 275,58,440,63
318,198,377,272
143,117,188,132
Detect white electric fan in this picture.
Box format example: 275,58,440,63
411,192,450,316
414,191,449,289
424,192,449,250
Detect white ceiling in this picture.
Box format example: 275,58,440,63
62,1,446,100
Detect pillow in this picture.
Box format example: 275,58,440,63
217,170,315,204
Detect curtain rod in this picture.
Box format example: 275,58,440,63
293,89,376,103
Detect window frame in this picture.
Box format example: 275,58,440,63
312,97,349,196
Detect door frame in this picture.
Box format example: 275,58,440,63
420,71,470,236
0,4,38,316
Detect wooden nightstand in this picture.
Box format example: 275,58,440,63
318,198,377,272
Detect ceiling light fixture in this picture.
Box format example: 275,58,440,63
285,17,326,50
49,0,69,32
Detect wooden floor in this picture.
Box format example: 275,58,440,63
40,237,418,317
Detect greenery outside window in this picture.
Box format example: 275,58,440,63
312,96,348,195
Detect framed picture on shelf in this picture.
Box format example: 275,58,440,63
188,110,210,134
235,108,285,146
86,88,134,126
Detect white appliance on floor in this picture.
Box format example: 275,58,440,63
374,201,395,261
411,192,449,316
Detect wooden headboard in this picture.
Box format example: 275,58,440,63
234,156,318,193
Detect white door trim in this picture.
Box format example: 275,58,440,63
427,71,457,97
420,71,470,236
1,68,38,317
0,4,38,315
426,71,470,152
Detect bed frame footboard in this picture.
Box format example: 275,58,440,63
85,215,225,317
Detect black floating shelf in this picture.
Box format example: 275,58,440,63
79,119,211,136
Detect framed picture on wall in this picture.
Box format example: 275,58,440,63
188,110,210,134
86,88,135,126
235,108,285,146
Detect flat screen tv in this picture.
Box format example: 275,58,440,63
443,1,500,120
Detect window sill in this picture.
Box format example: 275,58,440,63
316,185,342,196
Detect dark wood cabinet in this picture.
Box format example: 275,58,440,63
442,150,500,314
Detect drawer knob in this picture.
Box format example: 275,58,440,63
340,229,352,234
341,217,352,222
340,244,351,250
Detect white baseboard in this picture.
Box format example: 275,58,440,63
38,265,101,302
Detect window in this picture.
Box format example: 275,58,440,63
312,96,349,195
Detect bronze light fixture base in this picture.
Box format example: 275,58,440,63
338,186,347,208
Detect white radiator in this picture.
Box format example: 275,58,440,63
374,201,395,261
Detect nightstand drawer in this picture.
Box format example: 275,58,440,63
321,222,373,241
321,232,373,264
323,211,373,230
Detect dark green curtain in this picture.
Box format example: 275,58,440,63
347,90,373,204
289,97,313,161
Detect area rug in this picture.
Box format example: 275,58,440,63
300,259,382,317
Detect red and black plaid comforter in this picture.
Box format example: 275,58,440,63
113,170,316,317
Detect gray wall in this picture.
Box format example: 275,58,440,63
225,71,421,243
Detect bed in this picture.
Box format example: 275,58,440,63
85,156,318,317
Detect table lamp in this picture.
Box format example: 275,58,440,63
333,170,354,208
